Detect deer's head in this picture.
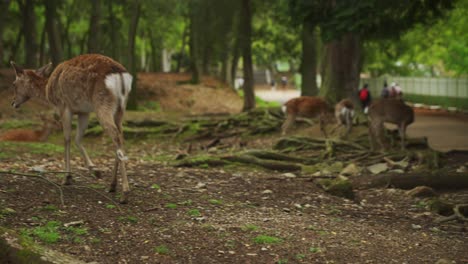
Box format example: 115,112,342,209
10,62,53,108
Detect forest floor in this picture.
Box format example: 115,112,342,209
0,71,467,264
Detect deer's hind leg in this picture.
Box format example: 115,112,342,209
75,113,101,178
61,108,73,185
96,106,129,203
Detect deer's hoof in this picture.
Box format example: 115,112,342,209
92,169,103,179
61,176,73,185
119,192,129,204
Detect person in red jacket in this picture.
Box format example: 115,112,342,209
358,83,372,114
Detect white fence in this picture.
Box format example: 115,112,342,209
360,77,468,99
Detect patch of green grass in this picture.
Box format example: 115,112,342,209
309,247,321,253
241,224,259,232
187,209,201,217
0,142,63,157
28,221,61,244
90,237,101,244
154,245,170,255
405,93,468,110
65,226,88,236
89,184,106,190
0,207,16,218
106,204,116,209
41,205,58,212
118,216,138,224
253,235,282,245
277,259,288,264
209,199,223,206
0,119,36,129
295,254,306,260
138,101,161,112
199,163,210,169
165,203,178,209
150,184,161,190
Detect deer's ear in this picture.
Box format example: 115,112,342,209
10,61,24,76
36,62,54,77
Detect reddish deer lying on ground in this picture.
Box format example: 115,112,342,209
368,99,414,150
10,54,133,203
0,114,60,142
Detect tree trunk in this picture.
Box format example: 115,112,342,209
230,36,240,89
189,7,201,84
176,24,188,73
107,0,119,60
126,0,141,110
87,0,101,53
44,0,63,66
0,0,11,65
240,0,255,111
148,29,161,72
38,24,46,65
22,0,37,67
320,33,362,104
300,21,318,96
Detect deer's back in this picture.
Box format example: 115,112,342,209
284,96,329,118
369,99,414,126
46,54,129,110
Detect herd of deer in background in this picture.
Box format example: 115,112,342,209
1,54,415,203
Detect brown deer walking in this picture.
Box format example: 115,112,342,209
0,114,60,142
368,99,414,151
282,96,356,138
10,54,133,203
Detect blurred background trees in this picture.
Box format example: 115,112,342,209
1,0,465,109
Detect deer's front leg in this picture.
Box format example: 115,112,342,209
61,109,73,185
76,113,101,178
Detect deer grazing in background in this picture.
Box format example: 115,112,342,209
10,54,133,203
0,114,61,142
368,99,414,151
281,96,331,137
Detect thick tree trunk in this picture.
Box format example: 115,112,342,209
189,8,201,84
87,0,101,53
107,0,119,60
230,37,240,89
148,29,161,72
0,0,11,65
22,0,37,67
126,0,141,110
300,21,318,96
44,0,63,66
320,33,362,104
240,0,255,111
38,24,46,65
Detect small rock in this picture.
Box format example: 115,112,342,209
64,220,85,227
282,172,296,178
140,256,150,260
282,208,291,213
294,203,303,209
262,190,273,194
340,163,360,176
389,169,405,173
406,186,437,198
195,182,207,189
411,224,422,229
312,171,321,177
456,165,466,173
31,165,46,173
261,247,268,251
367,163,389,174
435,259,455,264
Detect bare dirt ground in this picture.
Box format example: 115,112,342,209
0,72,467,263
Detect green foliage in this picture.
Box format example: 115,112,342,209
253,235,283,244
118,216,138,224
29,221,61,244
0,142,63,158
209,199,223,206
154,245,170,255
165,203,178,209
404,94,468,110
241,224,259,232
187,209,201,217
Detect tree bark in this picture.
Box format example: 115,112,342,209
87,0,101,54
230,36,240,89
126,0,141,110
240,0,255,111
107,0,119,60
22,0,37,67
300,21,318,96
189,3,201,84
44,0,63,66
176,23,188,73
38,24,46,65
0,0,11,65
320,33,362,104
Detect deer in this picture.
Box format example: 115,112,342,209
281,96,357,139
368,98,414,151
281,96,331,137
10,54,133,203
331,98,355,138
0,114,61,142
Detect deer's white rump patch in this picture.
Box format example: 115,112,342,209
104,72,133,111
